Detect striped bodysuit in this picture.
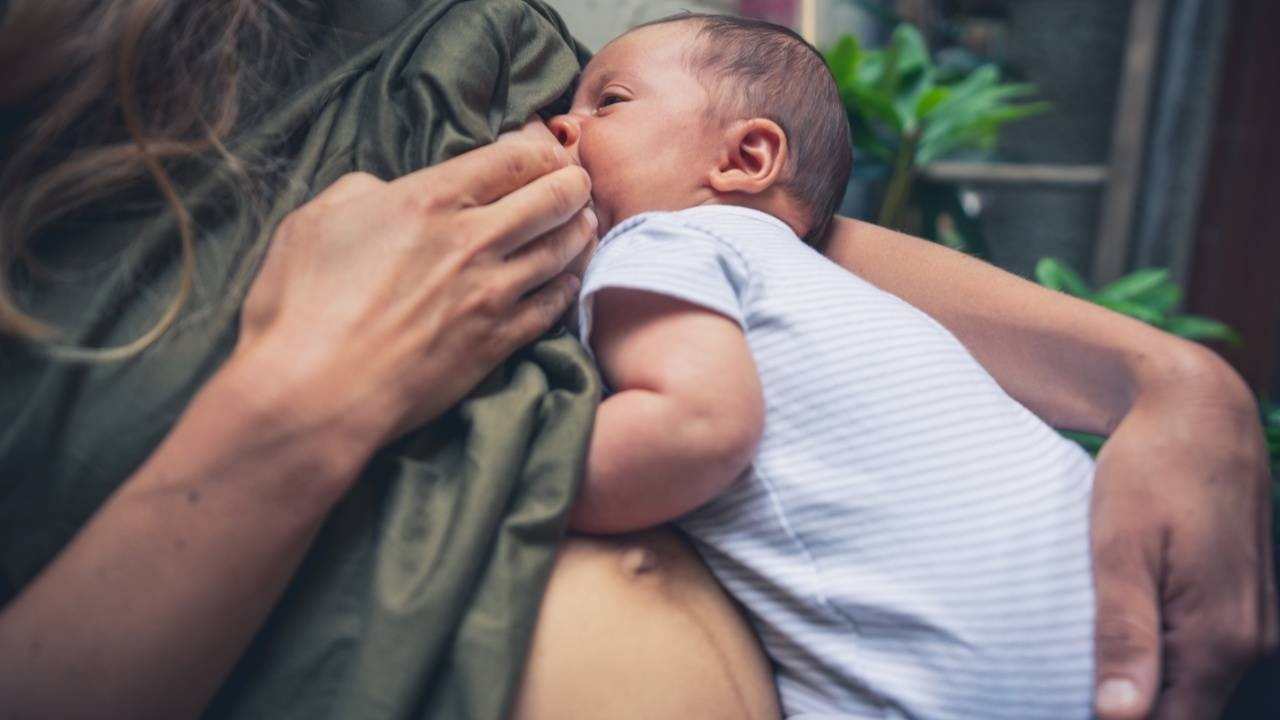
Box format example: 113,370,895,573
577,205,1095,719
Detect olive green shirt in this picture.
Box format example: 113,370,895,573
0,2,598,717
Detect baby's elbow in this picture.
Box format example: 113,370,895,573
685,397,763,484
724,408,764,474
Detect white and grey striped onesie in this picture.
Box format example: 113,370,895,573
577,205,1096,719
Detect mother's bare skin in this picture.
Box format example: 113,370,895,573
513,528,781,720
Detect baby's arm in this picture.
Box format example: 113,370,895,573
571,288,764,534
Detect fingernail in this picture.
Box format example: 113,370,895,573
553,143,569,165
582,207,598,233
1096,678,1140,713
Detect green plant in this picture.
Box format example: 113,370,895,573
1266,403,1280,470
1034,258,1241,344
825,25,1049,231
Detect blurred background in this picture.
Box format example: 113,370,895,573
545,1,1279,716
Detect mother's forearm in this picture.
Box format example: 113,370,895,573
0,352,374,720
821,216,1250,433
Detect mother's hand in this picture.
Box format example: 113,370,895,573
235,134,597,453
1090,351,1278,720
0,134,597,720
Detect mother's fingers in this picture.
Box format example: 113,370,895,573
1150,636,1240,720
498,115,559,146
394,140,570,209
1151,684,1231,720
497,274,582,352
1092,514,1163,720
503,208,597,297
482,164,592,256
310,171,385,205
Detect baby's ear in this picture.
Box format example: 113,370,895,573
709,118,788,195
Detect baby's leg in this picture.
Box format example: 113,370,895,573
510,527,780,720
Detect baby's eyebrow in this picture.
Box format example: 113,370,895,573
579,67,611,91
584,67,637,94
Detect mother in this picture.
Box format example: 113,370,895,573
0,1,1273,719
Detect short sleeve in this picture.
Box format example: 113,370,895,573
577,213,752,347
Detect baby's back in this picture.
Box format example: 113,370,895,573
661,207,1095,719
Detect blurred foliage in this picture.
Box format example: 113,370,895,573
825,24,1048,232
1263,401,1280,544
1267,403,1280,474
1034,259,1242,345
1265,401,1280,481
1266,405,1280,544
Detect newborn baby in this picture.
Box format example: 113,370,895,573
552,14,1095,719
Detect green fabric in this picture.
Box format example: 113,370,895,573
0,1,598,718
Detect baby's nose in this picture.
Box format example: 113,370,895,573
547,114,581,150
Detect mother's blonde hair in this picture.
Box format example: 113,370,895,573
0,0,310,360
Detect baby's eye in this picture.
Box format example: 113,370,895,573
598,94,625,109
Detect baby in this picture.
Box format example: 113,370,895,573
550,14,1095,719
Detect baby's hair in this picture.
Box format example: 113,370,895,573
635,13,852,243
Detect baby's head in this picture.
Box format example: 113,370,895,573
548,14,852,243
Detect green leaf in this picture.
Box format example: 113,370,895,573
857,48,887,87
915,86,951,117
1264,403,1280,430
847,113,895,161
1134,281,1181,314
890,24,930,76
1095,298,1167,325
1059,429,1106,456
975,100,1053,123
875,25,930,98
920,65,1004,120
920,75,1041,127
1160,315,1242,345
874,41,901,96
916,108,1050,164
825,35,861,89
844,82,904,132
1095,268,1171,303
1034,258,1092,297
893,66,935,135
915,75,1049,164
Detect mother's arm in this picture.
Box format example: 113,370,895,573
0,141,594,720
824,216,1278,720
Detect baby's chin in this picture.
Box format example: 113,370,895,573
593,194,660,238
589,197,617,238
